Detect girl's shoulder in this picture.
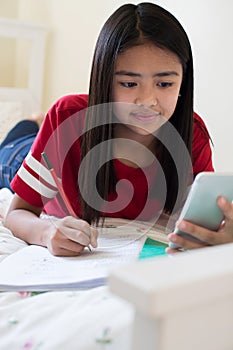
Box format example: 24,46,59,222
45,94,89,128
53,94,88,113
193,111,211,141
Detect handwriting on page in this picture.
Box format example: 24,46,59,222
0,226,146,289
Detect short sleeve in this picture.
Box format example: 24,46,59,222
11,94,88,213
192,112,214,176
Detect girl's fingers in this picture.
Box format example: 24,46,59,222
217,196,233,220
168,232,206,250
176,220,224,246
90,227,98,248
167,197,233,254
53,217,98,248
49,239,85,256
165,246,183,254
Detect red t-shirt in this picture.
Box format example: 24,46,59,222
11,94,214,220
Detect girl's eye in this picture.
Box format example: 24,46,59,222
120,82,137,88
157,82,173,88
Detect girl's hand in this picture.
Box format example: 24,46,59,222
45,216,98,256
166,196,233,254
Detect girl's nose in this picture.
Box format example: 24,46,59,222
134,90,158,108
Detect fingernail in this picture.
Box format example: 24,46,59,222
91,239,98,248
219,196,227,205
169,234,177,242
179,221,186,230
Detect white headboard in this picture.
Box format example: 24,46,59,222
0,18,47,139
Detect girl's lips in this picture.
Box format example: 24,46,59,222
131,111,161,122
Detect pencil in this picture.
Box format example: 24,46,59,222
41,152,92,252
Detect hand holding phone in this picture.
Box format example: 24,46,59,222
169,172,233,249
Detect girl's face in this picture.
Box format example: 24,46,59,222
112,43,183,138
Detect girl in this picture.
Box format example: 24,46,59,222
4,3,233,256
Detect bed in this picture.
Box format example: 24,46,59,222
1,188,233,350
0,191,134,350
0,187,169,350
0,187,170,349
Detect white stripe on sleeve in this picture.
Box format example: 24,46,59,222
17,152,59,199
17,166,57,199
25,151,56,187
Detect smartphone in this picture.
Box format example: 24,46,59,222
169,172,233,249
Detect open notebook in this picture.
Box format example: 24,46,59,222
0,218,168,291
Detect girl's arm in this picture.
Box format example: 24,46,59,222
4,194,98,256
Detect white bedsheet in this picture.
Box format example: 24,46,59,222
0,287,133,350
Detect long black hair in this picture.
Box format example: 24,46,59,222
80,2,194,224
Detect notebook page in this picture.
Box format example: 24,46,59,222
0,226,146,291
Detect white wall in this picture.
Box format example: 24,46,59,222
154,0,233,172
16,0,136,110
0,0,18,87
1,0,232,171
